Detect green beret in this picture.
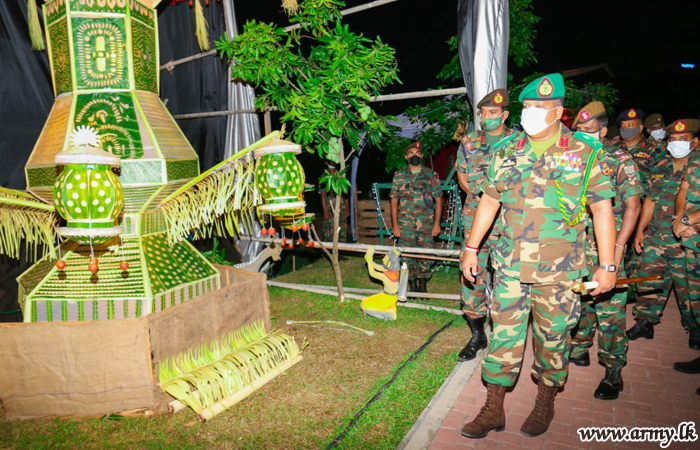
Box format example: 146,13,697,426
644,113,664,129
477,89,509,109
573,101,606,127
518,73,565,102
666,119,700,135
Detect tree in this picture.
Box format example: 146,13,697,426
216,0,400,301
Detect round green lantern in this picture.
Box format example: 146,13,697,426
254,138,307,218
53,146,123,245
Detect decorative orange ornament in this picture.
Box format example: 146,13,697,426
56,260,66,270
268,228,276,236
120,261,129,271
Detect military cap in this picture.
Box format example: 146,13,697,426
644,113,664,129
573,101,606,127
665,119,700,135
404,141,422,154
616,108,645,125
477,89,509,109
518,73,565,102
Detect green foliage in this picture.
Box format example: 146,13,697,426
319,167,351,194
509,0,539,68
216,0,400,195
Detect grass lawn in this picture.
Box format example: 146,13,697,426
0,253,467,449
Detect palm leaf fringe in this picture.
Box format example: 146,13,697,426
28,0,45,51
194,0,210,51
281,0,299,15
0,189,58,261
159,159,261,246
159,321,303,420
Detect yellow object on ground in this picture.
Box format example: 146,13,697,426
361,292,398,321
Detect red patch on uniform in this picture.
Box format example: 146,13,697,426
560,136,569,150
516,138,525,150
641,142,646,148
466,141,473,151
480,134,485,144
580,110,590,121
660,160,668,166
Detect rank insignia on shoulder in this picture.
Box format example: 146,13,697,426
623,165,635,177
560,136,569,150
551,152,583,172
516,138,526,151
600,161,612,177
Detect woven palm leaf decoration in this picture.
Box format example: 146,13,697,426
158,131,279,245
159,320,304,420
0,188,58,261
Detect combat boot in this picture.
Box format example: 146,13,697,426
460,383,507,439
569,346,590,367
417,277,428,293
689,328,700,350
409,279,417,293
673,356,700,374
594,366,624,400
626,319,654,340
520,381,558,437
458,316,488,362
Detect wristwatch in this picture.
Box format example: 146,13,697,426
599,264,617,272
682,216,691,226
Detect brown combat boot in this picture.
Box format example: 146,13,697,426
460,383,507,439
520,381,558,437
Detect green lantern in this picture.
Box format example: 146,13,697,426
53,145,123,245
254,138,307,218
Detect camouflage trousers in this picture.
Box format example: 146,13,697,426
633,238,697,332
571,287,628,368
460,213,497,318
398,215,434,280
682,244,700,330
482,275,581,388
322,196,348,243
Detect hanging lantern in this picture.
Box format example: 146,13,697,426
53,143,123,246
254,138,307,219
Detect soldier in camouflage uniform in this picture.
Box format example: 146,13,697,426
569,102,642,400
319,163,349,243
460,74,617,439
645,113,668,161
390,142,443,293
455,89,516,362
671,119,700,376
627,119,700,347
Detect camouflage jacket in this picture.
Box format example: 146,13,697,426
482,127,615,283
585,146,642,267
617,138,664,194
456,128,515,211
389,166,442,219
646,154,688,241
680,151,700,246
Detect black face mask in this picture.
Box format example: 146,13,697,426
408,155,422,166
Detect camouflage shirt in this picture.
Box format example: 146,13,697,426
389,166,442,219
617,138,663,194
680,152,700,245
646,154,688,240
456,128,515,210
482,127,615,283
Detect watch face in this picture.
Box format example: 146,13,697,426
682,217,690,225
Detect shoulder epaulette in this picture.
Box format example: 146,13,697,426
493,132,519,151
573,131,603,151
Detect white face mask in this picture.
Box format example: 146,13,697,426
521,107,556,136
651,129,667,141
667,140,692,159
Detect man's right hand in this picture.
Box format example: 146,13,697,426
461,250,479,282
634,232,645,254
392,225,401,239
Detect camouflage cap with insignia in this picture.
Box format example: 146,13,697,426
518,73,565,102
616,108,645,125
665,119,700,135
572,101,606,127
404,141,422,154
644,113,664,129
477,89,509,109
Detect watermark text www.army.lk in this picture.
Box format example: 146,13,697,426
577,422,698,448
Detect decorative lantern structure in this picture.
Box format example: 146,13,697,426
254,138,314,228
53,129,123,245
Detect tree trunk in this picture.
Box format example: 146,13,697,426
331,138,346,302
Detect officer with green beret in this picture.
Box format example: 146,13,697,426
461,74,617,439
455,88,516,362
628,119,700,351
569,101,642,400
390,142,443,293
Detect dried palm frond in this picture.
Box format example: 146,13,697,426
0,188,58,260
159,131,279,245
194,0,210,51
159,321,303,420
